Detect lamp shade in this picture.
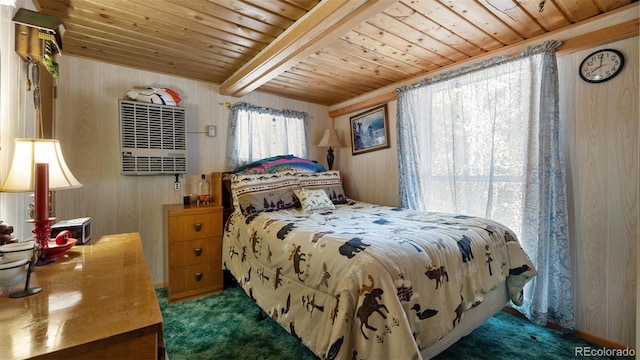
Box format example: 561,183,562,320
317,128,342,148
0,138,82,192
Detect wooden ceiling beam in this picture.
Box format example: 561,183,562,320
219,0,393,97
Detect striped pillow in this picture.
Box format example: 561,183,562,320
231,171,300,216
296,170,348,204
235,155,325,174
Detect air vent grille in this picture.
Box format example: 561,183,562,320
119,100,187,175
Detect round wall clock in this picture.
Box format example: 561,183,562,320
579,49,625,83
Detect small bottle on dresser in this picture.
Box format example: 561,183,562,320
196,174,210,205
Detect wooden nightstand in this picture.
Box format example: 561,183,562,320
164,203,224,302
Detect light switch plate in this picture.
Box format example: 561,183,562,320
207,125,216,137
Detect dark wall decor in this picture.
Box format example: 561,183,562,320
349,104,390,155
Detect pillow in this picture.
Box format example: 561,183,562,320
230,171,300,216
235,155,325,174
296,170,349,204
294,189,335,211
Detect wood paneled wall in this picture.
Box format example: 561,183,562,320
52,56,328,286
332,37,638,347
333,101,399,207
560,37,638,348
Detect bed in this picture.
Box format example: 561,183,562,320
218,161,536,359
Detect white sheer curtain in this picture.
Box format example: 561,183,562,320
396,41,575,330
225,102,309,170
399,56,528,236
1,0,38,240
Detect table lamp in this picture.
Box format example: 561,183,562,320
0,139,82,265
317,128,342,170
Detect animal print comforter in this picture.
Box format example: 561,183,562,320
222,201,536,360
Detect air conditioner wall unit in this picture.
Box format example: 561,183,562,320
119,100,187,175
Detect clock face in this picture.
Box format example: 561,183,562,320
579,49,625,83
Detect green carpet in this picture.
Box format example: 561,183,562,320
157,287,633,360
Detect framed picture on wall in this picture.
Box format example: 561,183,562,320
350,104,390,155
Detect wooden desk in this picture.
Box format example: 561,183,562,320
0,233,164,359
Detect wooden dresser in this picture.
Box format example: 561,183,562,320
164,203,224,302
0,232,164,360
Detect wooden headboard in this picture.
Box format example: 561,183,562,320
211,171,234,222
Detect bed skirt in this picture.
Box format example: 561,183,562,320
419,281,508,359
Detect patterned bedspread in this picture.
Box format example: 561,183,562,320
222,201,536,360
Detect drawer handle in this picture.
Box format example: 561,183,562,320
194,272,203,281
194,248,203,256
194,223,202,232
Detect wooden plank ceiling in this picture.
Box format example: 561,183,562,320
33,0,635,106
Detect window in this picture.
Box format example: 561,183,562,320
226,102,309,169
398,62,530,238
397,41,575,330
424,68,528,237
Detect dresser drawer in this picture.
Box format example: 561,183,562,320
167,211,223,241
164,203,224,302
168,261,223,301
168,237,222,268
